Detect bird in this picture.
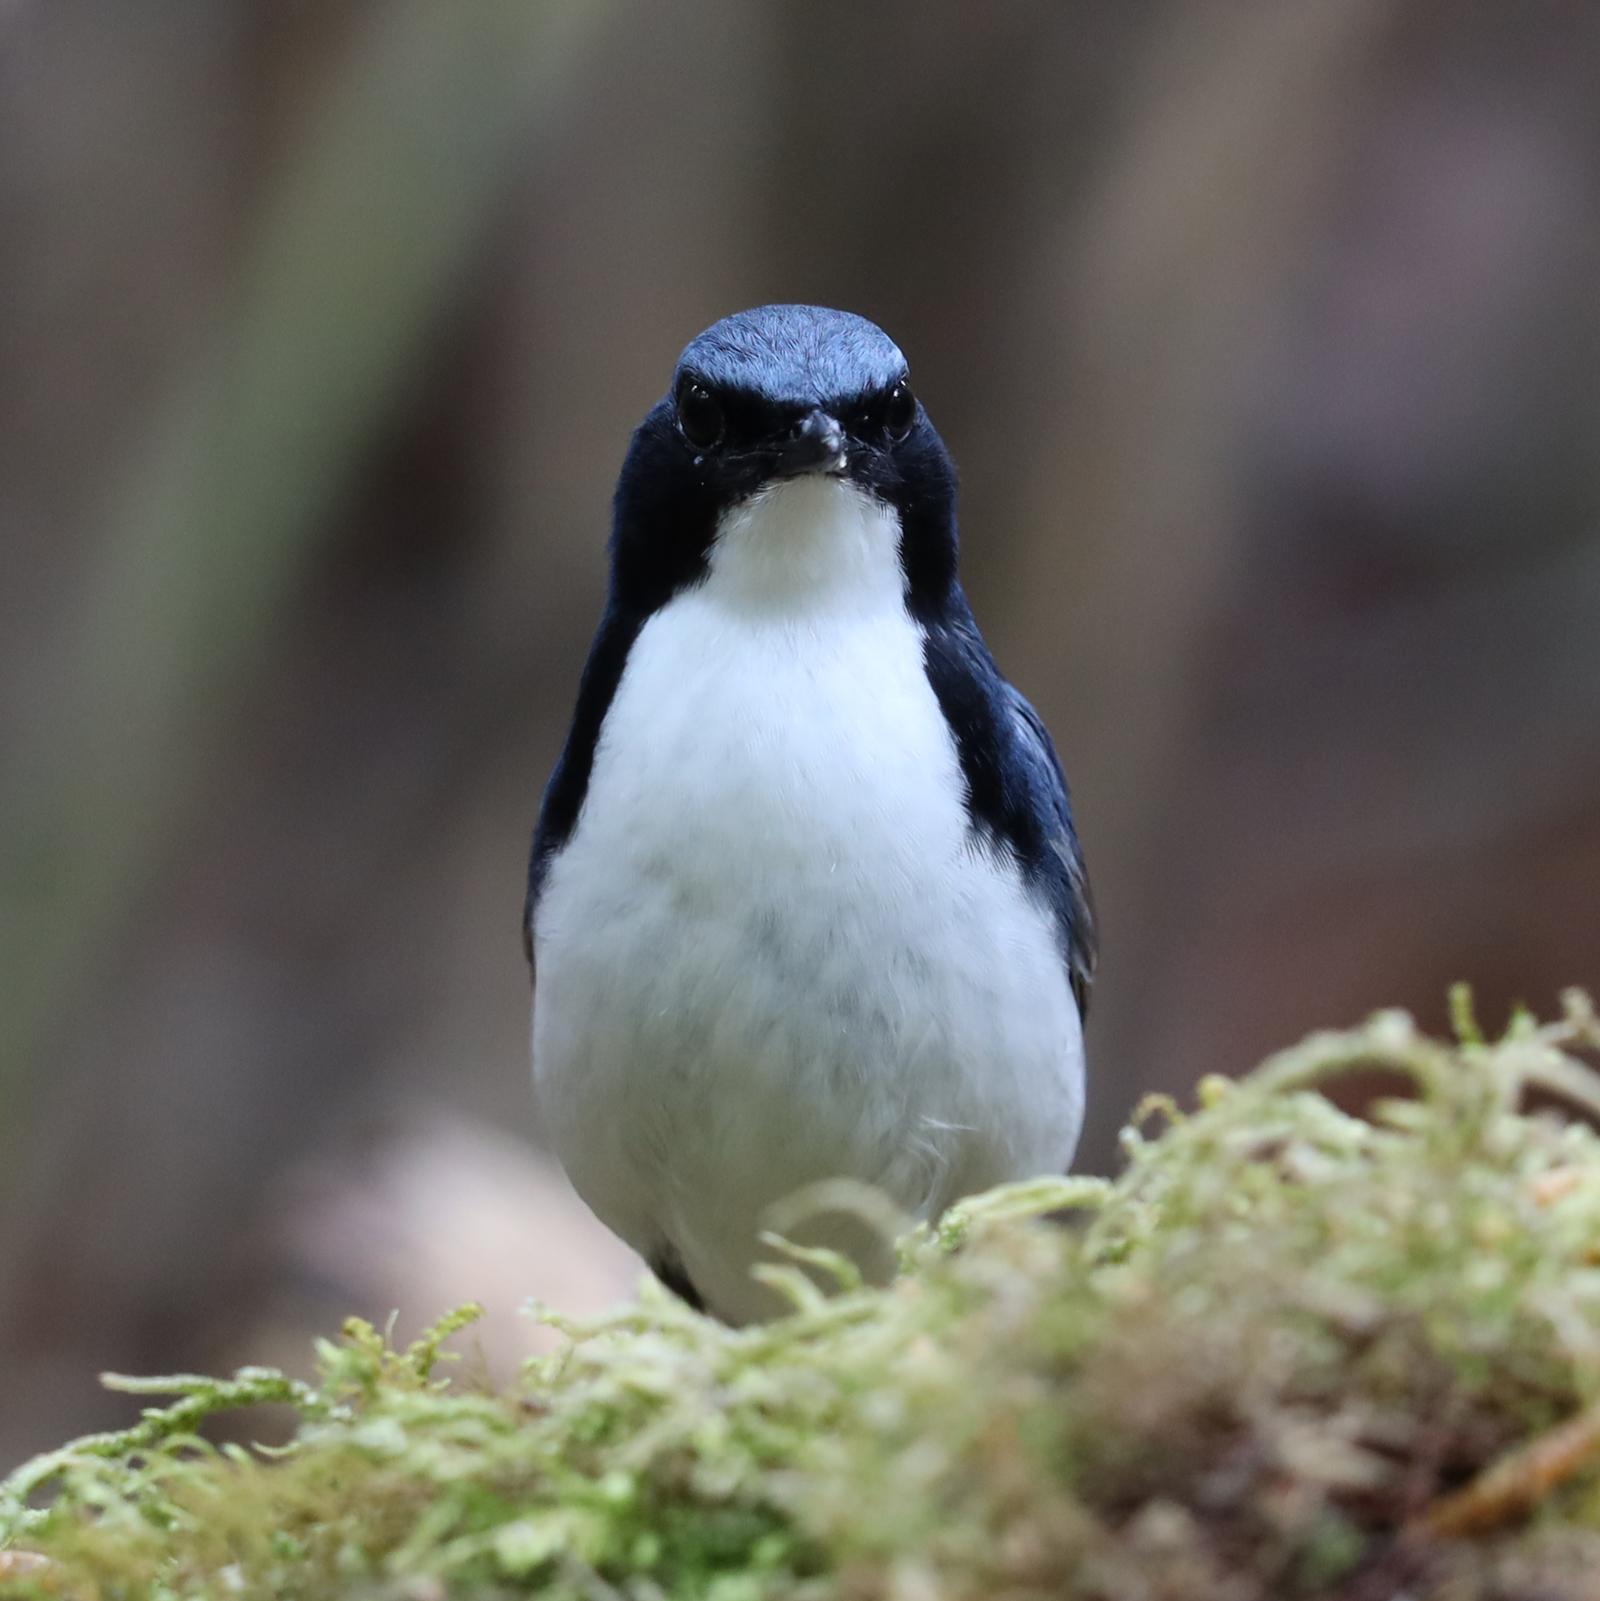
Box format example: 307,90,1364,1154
525,304,1094,1325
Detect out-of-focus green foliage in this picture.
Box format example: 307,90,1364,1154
7,992,1600,1599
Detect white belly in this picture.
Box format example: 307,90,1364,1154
531,480,1083,1322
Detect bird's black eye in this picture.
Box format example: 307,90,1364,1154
676,382,724,451
884,380,916,442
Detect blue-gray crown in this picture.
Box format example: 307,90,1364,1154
678,305,907,406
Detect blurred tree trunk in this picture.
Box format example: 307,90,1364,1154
0,0,634,1461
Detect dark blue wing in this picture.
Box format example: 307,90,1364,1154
920,603,1096,1019
524,599,648,965
1000,683,1096,1018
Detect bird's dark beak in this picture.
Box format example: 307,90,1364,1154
772,408,847,477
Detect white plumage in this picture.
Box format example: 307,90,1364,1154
531,475,1083,1324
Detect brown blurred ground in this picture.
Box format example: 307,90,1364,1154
3,0,1600,1465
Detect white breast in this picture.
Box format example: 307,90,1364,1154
532,476,1082,1322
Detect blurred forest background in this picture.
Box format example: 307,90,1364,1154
4,0,1600,1465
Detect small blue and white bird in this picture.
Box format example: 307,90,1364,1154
526,305,1094,1324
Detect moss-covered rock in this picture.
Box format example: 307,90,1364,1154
7,991,1600,1599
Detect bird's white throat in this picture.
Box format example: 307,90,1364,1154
701,474,906,617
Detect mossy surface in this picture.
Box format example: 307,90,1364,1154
7,992,1600,1599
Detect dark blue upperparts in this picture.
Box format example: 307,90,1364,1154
525,304,1095,1017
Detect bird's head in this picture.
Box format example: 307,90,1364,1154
609,305,959,619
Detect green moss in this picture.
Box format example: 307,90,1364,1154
8,992,1600,1598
